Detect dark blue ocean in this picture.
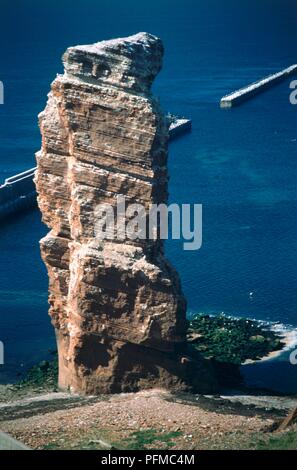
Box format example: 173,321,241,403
1,0,297,392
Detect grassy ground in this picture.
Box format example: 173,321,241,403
189,314,284,364
253,426,297,450
39,428,183,450
114,429,183,450
33,426,297,450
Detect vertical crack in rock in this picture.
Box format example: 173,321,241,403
35,32,216,394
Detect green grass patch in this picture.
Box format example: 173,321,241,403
254,429,297,450
188,314,284,364
16,355,58,391
114,429,182,450
40,442,60,450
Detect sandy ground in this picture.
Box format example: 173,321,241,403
0,389,277,450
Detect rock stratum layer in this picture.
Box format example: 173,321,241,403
36,32,215,394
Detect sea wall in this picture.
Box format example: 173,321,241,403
221,64,297,108
0,168,37,220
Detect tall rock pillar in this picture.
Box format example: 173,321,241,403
35,32,215,394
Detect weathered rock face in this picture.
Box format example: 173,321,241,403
35,32,216,394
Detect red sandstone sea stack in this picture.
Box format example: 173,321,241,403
35,32,216,394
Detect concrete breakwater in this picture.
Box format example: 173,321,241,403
168,117,192,139
220,64,297,108
0,117,191,222
0,167,37,220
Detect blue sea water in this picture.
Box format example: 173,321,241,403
0,0,297,392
